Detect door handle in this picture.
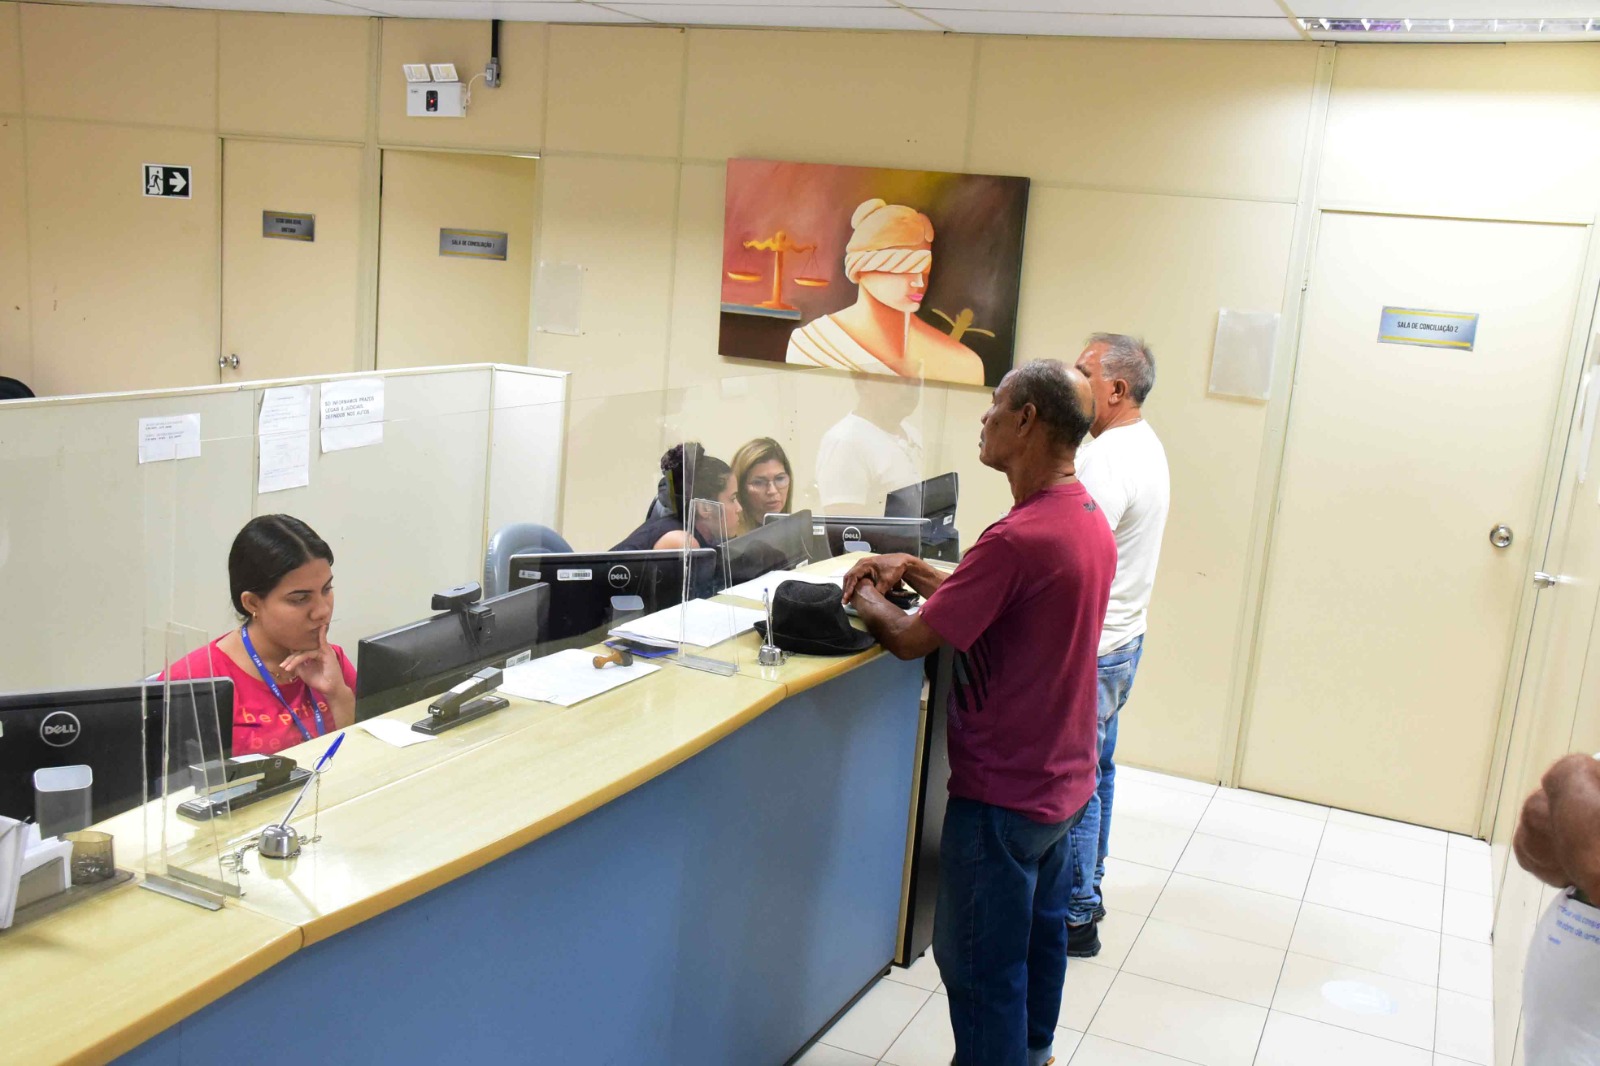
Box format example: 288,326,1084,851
219,353,240,370
1490,524,1514,549
1533,572,1565,589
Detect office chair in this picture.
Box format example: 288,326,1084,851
0,376,35,401
483,522,575,598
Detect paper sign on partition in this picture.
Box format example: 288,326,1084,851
257,385,312,493
320,378,385,453
137,414,201,464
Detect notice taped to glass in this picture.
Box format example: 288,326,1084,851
439,229,509,260
263,211,315,241
1378,307,1478,351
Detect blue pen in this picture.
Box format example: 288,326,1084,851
276,732,344,831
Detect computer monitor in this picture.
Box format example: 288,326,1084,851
0,679,233,826
885,472,960,561
724,509,817,587
355,582,551,719
507,549,716,650
769,513,932,559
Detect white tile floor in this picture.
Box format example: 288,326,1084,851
801,769,1495,1066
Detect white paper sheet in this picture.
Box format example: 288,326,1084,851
320,377,385,453
258,431,310,493
720,569,842,605
353,719,437,748
609,599,764,650
498,648,660,707
0,815,28,930
137,414,201,464
258,385,312,435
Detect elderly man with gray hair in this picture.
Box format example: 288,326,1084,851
1064,333,1171,958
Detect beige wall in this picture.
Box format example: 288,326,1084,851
7,12,1600,817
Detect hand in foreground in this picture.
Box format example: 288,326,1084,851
840,553,918,604
281,624,347,696
1514,753,1600,900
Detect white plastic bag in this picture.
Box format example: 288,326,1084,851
1522,889,1600,1064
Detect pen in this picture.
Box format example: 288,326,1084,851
277,732,345,830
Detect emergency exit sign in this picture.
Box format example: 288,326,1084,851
142,164,191,199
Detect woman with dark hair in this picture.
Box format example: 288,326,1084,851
163,514,356,756
612,443,740,551
729,437,794,535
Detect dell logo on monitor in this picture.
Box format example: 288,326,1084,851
843,526,863,543
607,565,632,589
40,711,82,748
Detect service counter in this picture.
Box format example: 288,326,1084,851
0,570,930,1066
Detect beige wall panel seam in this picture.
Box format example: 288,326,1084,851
357,17,381,371
12,114,221,135
960,36,981,171
1477,225,1600,836
377,141,541,157
1318,199,1595,228
219,132,368,150
656,14,693,395
1223,43,1337,787
16,0,32,382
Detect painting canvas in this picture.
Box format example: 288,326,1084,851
719,159,1031,389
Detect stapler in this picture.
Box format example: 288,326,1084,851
177,754,311,821
413,666,508,735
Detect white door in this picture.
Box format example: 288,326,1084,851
1241,211,1588,833
221,139,365,382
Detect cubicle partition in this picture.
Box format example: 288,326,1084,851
0,364,569,693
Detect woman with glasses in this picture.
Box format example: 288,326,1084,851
730,437,794,535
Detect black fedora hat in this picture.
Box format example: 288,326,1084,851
754,580,877,656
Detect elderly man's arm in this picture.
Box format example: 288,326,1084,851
1515,754,1600,902
849,583,945,661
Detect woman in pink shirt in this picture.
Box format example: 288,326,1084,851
164,515,357,756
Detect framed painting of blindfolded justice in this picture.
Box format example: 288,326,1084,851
718,158,1031,389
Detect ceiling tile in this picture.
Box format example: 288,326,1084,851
614,4,942,28
364,0,645,17
922,0,1283,12
618,0,888,6
924,11,1301,37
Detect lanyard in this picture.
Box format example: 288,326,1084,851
240,624,326,743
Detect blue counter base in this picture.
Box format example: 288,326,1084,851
118,654,924,1066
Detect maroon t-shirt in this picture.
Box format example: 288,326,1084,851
919,481,1116,823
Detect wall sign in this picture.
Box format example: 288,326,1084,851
143,164,191,199
439,229,509,260
263,211,315,241
1378,307,1479,350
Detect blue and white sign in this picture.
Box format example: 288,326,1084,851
1378,307,1478,351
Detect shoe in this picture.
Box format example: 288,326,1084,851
1091,902,1107,923
1066,920,1101,958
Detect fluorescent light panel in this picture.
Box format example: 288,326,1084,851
1299,16,1599,32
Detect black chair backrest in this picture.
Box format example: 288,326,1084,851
0,376,35,401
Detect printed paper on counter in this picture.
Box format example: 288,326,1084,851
137,414,201,464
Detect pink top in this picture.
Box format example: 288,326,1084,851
162,636,357,757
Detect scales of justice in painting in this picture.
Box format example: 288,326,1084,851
718,159,1031,390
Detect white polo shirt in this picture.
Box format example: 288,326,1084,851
1077,419,1171,656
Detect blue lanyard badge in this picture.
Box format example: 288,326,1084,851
240,625,326,743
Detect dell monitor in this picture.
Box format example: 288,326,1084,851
768,512,931,559
722,509,816,587
885,472,960,561
507,548,716,650
0,679,234,827
355,581,551,719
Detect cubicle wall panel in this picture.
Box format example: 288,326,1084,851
0,390,252,692
485,367,568,545
114,654,924,1066
256,369,494,667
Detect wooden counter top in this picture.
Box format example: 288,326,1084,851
1,554,906,1065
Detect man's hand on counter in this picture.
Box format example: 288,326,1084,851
840,553,948,604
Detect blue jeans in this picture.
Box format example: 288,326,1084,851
1066,635,1144,927
934,796,1085,1066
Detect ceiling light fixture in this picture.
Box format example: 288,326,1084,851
1297,15,1600,38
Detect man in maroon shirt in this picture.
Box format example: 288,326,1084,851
844,360,1115,1066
